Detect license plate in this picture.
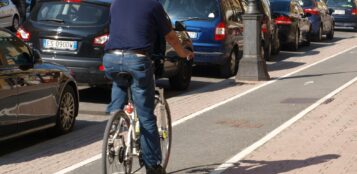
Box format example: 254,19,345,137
333,10,345,15
187,31,198,39
43,39,77,50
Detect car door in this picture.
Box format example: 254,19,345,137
1,33,60,133
0,36,18,140
0,0,12,28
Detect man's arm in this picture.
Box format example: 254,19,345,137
165,31,194,60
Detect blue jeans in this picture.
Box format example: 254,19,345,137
103,53,162,167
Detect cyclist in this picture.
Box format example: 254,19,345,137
103,0,194,173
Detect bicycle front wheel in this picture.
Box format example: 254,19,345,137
102,111,132,174
154,94,172,169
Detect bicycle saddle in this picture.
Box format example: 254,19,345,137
111,72,132,87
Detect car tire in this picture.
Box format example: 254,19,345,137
169,58,192,90
289,30,299,51
219,49,238,78
11,16,19,32
313,25,323,42
271,32,280,55
303,28,311,46
54,85,77,134
264,40,272,61
326,24,334,40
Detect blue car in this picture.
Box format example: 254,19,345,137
327,0,357,30
298,0,335,41
159,0,244,77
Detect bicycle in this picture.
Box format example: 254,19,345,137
102,72,172,174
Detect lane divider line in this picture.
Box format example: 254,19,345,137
55,45,357,174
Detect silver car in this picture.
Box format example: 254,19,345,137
0,0,20,31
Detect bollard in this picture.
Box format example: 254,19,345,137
235,0,270,82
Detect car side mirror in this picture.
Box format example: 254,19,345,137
328,8,334,15
33,49,43,64
175,21,186,31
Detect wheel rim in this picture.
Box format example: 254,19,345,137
59,92,75,130
13,18,19,30
230,51,237,73
319,27,322,40
105,115,132,174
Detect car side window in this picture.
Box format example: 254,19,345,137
0,32,32,67
0,0,9,7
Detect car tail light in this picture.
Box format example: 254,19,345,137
275,16,292,25
304,8,320,15
93,34,109,46
99,65,105,71
261,24,267,33
214,22,225,41
64,0,81,2
352,9,357,15
16,27,31,41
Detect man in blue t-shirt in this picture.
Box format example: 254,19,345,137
103,0,194,173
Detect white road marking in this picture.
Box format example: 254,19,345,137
55,45,357,174
304,81,314,86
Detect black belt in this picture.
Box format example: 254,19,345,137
106,49,148,57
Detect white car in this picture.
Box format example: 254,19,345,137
0,0,20,31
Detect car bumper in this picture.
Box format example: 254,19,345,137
41,55,108,85
333,16,357,28
193,51,226,65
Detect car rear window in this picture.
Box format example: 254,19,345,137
30,2,109,26
300,0,315,7
159,0,219,20
327,0,357,8
270,1,290,12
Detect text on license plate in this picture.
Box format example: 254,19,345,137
187,32,198,39
43,39,77,50
333,10,345,15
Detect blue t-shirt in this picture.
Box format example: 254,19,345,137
105,0,172,52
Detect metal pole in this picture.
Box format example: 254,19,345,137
235,0,270,82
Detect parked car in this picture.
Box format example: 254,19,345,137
0,0,20,31
17,0,193,90
270,0,312,50
326,0,357,31
298,0,335,40
241,0,281,60
159,0,244,77
0,28,79,141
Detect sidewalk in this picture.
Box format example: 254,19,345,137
223,80,357,174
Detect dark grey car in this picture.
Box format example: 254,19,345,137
18,0,194,90
0,28,79,141
327,0,357,30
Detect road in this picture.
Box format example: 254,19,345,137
0,30,356,174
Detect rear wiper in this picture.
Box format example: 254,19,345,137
39,19,65,23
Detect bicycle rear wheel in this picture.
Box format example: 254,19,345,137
154,93,172,169
102,111,132,174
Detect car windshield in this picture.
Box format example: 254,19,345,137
300,0,315,7
159,0,219,20
270,1,290,12
31,2,109,26
327,0,356,8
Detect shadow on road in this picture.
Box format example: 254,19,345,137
221,154,340,174
169,154,339,174
0,120,104,165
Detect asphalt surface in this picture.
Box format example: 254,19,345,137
66,31,357,174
